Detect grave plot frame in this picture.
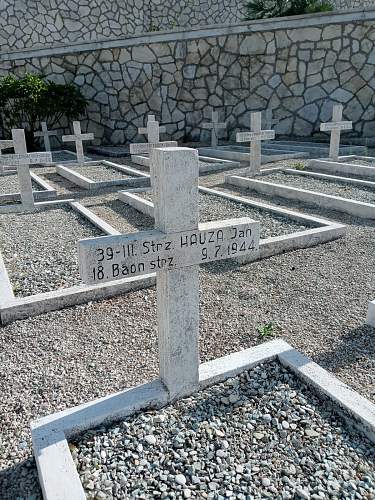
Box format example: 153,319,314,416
32,338,375,500
0,200,155,324
0,171,56,205
280,166,375,189
198,144,308,164
118,185,346,258
131,152,240,174
366,300,375,327
308,155,375,180
225,172,375,220
56,160,150,190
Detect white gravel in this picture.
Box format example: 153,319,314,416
0,174,41,195
0,205,103,296
138,191,312,238
0,157,374,499
257,171,375,204
70,163,134,182
72,361,375,499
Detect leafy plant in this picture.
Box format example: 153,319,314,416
245,0,333,20
0,73,87,150
257,322,275,338
293,162,305,170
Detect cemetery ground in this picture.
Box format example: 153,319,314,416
0,156,374,498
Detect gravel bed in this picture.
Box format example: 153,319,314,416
82,193,154,234
0,174,42,195
136,191,311,238
70,163,134,182
0,205,103,297
256,171,375,204
0,157,374,499
51,150,88,163
72,362,375,499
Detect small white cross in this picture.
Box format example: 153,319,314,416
35,122,58,152
62,121,94,164
320,104,352,161
78,147,260,399
236,112,275,175
202,110,226,147
0,129,52,210
263,109,277,131
130,115,177,156
138,115,166,144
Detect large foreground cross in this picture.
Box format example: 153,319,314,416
79,147,260,398
236,112,275,176
320,104,352,161
0,129,51,209
62,121,93,164
202,110,226,147
35,122,58,152
130,115,177,156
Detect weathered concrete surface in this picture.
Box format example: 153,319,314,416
2,10,375,143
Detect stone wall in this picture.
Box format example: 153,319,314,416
1,10,375,143
0,0,245,52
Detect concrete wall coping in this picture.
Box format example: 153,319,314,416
1,7,374,62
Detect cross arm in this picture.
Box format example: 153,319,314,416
236,130,275,142
78,217,260,285
320,121,352,132
0,152,52,166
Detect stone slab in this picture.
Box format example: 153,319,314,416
266,141,366,158
88,145,130,157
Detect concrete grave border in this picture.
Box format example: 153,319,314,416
1,183,345,323
118,185,346,259
0,200,155,324
0,171,56,204
43,149,92,166
308,156,375,180
56,160,150,190
31,338,375,499
265,141,366,158
366,300,375,327
225,173,375,220
131,153,241,174
198,145,308,164
282,167,375,188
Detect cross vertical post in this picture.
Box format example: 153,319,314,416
202,110,226,147
152,147,200,399
320,104,352,161
236,112,275,176
12,129,34,210
35,122,58,152
62,121,94,164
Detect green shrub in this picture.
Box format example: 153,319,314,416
0,73,87,149
245,0,333,20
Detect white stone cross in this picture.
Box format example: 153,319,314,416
0,139,14,175
236,112,275,175
138,114,166,144
78,147,260,399
263,109,277,131
320,104,352,161
130,115,177,156
0,129,52,209
62,121,94,164
202,110,226,147
35,122,58,152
